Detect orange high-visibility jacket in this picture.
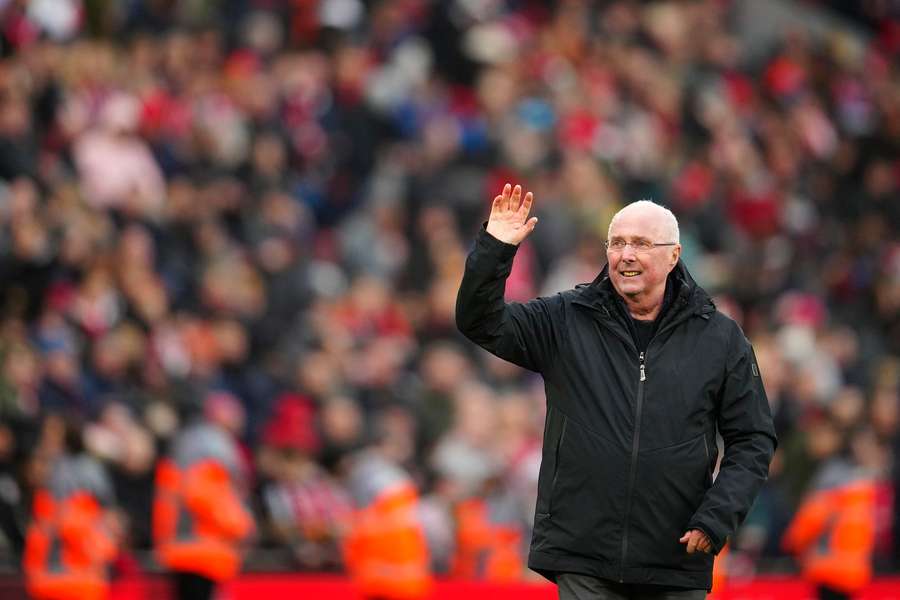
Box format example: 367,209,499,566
451,498,523,581
23,489,117,600
782,477,876,593
153,456,253,581
709,543,728,598
344,483,432,600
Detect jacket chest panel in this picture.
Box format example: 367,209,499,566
559,308,725,450
555,313,641,448
639,338,725,450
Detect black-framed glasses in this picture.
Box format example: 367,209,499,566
605,239,678,252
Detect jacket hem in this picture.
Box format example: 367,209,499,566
528,550,712,591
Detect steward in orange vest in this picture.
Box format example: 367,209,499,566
709,543,728,598
783,450,877,600
343,450,432,599
451,496,524,581
154,419,254,600
23,453,118,600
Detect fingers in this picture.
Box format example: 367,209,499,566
695,531,711,553
686,532,699,554
680,530,712,554
495,184,535,231
517,191,534,220
491,194,503,217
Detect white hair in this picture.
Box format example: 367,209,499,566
608,200,680,244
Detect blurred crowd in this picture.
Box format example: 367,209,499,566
0,0,897,584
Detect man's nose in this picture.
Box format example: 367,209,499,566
620,245,638,260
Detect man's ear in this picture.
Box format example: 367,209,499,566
670,245,681,269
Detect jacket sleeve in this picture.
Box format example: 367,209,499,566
687,324,777,553
455,226,563,373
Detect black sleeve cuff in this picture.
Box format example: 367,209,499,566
475,223,519,261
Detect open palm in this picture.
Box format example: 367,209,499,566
486,183,538,246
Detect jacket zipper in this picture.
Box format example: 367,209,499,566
620,351,645,581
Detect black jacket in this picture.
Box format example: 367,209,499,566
456,228,776,590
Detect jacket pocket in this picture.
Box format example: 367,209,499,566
546,416,567,517
629,433,714,572
535,406,564,517
532,417,627,562
702,435,714,487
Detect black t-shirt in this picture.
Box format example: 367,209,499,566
631,317,657,354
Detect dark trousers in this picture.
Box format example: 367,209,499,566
817,585,851,600
173,571,215,600
558,573,707,600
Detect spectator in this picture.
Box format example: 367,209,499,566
257,393,351,570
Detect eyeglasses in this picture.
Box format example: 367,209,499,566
605,239,678,252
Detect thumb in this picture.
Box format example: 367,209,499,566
679,532,690,543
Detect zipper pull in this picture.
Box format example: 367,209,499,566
639,352,646,382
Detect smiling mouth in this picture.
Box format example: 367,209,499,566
621,271,641,277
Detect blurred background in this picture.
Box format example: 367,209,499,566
0,0,897,595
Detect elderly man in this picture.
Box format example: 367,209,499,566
455,184,776,599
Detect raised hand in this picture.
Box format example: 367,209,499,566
486,183,538,246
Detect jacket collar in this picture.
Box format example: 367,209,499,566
572,259,715,321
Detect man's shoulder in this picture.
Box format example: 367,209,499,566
527,285,589,305
704,309,753,351
560,286,586,302
706,309,738,328
563,277,609,303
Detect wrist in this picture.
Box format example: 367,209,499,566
477,225,520,258
485,225,505,243
485,225,517,246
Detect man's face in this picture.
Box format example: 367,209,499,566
607,207,680,301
